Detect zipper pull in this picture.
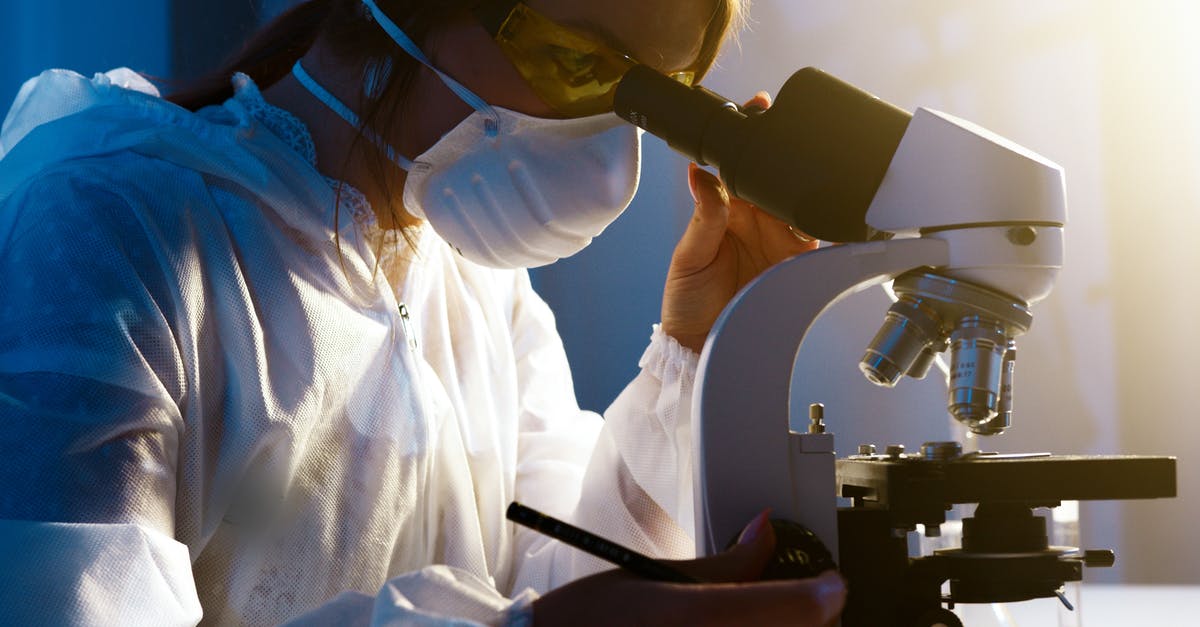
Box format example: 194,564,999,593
398,303,419,353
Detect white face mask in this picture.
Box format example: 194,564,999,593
402,109,641,268
293,0,643,269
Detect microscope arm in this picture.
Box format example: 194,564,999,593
694,237,949,557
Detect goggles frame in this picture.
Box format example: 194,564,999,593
471,0,697,116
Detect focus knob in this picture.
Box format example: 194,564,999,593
727,519,837,579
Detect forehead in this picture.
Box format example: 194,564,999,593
526,0,715,71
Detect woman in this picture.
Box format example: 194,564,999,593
0,0,844,624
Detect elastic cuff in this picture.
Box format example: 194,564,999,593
639,324,700,383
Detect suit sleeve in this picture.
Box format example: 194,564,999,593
0,171,200,625
503,270,699,594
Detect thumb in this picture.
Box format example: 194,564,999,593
671,163,731,273
672,510,777,583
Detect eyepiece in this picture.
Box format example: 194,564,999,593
614,65,912,242
613,64,746,168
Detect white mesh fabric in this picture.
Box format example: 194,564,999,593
0,521,202,626
0,69,700,625
0,68,159,158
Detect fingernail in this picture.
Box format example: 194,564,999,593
687,163,700,202
737,509,771,546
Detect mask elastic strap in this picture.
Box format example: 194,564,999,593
360,0,501,137
291,60,415,171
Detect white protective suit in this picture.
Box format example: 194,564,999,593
0,69,699,625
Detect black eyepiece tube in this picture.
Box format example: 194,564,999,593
612,64,746,168
613,65,913,243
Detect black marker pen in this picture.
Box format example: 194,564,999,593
506,502,702,584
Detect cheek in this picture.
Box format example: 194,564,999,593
450,47,556,116
398,66,476,157
426,17,559,118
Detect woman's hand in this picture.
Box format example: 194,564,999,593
660,92,819,353
531,511,846,626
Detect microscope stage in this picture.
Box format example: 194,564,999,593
837,453,1176,526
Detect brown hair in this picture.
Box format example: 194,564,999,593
168,0,747,239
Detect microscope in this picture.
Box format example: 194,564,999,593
613,67,1177,625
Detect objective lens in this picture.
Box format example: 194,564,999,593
860,299,944,387
948,318,1008,427
970,341,1016,435
907,338,950,380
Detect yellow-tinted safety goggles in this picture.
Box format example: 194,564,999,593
472,0,696,117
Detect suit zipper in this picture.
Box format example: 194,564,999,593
398,303,419,354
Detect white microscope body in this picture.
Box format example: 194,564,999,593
613,62,1171,625
691,107,1067,560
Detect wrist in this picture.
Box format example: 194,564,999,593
661,324,706,354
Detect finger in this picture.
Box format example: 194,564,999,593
725,191,758,232
718,199,816,273
672,163,731,272
669,509,776,583
753,206,820,257
742,90,773,113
